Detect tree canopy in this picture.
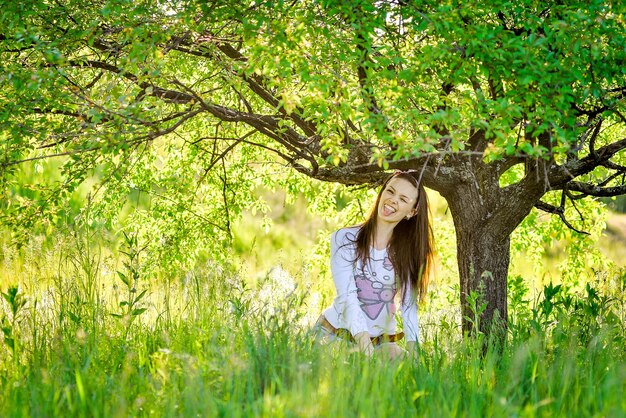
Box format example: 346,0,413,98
1,0,625,334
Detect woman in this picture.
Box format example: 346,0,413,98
316,170,434,358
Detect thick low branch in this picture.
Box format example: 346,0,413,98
551,137,626,184
567,182,626,197
308,151,460,193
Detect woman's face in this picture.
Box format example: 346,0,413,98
377,177,419,224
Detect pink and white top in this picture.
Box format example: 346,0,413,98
322,226,420,342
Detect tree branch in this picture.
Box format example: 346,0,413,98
65,60,194,103
587,118,603,159
134,186,228,233
468,127,489,153
487,70,504,100
2,109,203,168
168,77,319,172
211,40,318,138
567,182,626,197
44,54,323,174
551,137,626,184
219,158,232,240
355,34,383,117
534,200,590,235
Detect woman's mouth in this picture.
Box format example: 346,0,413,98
382,204,396,216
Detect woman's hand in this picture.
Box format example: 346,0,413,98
353,331,374,356
375,342,406,360
405,341,419,360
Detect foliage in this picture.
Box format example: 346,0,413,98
510,194,612,282
111,232,149,339
508,272,626,347
1,0,624,238
1,285,26,356
2,0,626,337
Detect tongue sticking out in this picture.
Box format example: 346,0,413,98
383,204,395,217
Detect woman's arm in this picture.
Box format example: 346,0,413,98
354,331,374,356
401,282,420,346
330,230,373,354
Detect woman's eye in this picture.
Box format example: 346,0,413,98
401,199,407,203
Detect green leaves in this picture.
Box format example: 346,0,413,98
117,271,130,287
1,317,14,352
0,286,27,355
111,232,149,329
1,287,26,318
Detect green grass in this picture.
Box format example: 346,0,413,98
1,241,624,418
1,200,625,417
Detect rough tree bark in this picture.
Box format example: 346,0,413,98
422,157,535,336
446,184,512,335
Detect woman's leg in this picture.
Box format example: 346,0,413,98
374,342,406,360
311,315,348,345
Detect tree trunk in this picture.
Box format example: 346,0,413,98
455,224,510,336
440,166,526,339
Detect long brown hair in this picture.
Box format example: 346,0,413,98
352,171,434,303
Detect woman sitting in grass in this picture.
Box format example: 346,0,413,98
315,170,434,359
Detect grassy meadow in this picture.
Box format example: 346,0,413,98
0,192,625,417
